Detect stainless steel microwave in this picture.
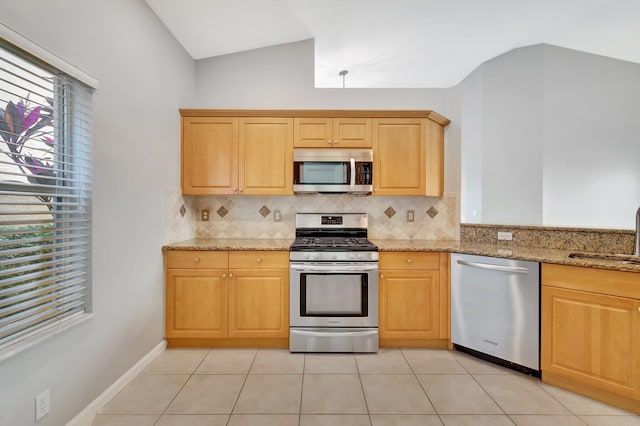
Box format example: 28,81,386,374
293,149,373,195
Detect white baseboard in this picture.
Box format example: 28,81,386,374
66,340,167,426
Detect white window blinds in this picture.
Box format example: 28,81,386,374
0,40,93,349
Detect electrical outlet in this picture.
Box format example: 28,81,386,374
273,209,282,222
406,210,415,222
201,209,209,222
35,389,50,421
497,231,513,241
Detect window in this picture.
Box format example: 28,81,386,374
0,39,93,350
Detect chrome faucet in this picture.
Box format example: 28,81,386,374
636,206,640,257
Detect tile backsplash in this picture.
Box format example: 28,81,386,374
194,193,459,240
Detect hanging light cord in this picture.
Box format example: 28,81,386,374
339,70,348,88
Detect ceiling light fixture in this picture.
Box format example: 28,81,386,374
339,70,348,88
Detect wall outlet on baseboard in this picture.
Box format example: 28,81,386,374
35,389,50,421
497,231,513,241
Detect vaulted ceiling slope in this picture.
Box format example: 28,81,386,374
145,0,640,88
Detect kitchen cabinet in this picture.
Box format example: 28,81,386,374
164,250,289,347
239,118,293,195
181,116,238,195
181,115,293,195
541,263,640,414
294,117,371,148
228,251,289,338
372,118,444,197
378,251,450,348
181,110,449,197
165,251,229,339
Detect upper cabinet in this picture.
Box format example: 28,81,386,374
180,110,449,197
181,114,293,195
239,118,293,195
294,117,371,148
373,117,445,197
181,116,239,195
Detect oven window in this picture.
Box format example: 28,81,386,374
296,162,348,185
300,273,368,317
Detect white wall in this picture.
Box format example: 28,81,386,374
460,44,640,229
194,39,461,195
0,1,195,425
542,45,640,228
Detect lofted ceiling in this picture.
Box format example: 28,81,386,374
145,0,640,88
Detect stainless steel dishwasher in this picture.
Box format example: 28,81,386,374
451,253,540,374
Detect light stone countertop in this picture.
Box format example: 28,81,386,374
163,238,640,273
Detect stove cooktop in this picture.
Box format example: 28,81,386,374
290,237,378,252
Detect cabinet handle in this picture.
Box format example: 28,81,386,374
222,273,227,278
194,257,200,262
256,258,262,263
407,258,413,264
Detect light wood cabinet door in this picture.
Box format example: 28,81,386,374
542,285,640,400
239,118,293,195
228,268,289,338
294,118,333,148
379,269,441,339
165,269,228,339
181,116,239,194
294,117,371,148
333,118,371,148
373,118,426,196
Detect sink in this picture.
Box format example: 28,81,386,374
568,252,640,265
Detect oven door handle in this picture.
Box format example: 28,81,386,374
290,329,378,338
290,263,378,273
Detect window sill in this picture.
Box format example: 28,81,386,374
0,313,95,363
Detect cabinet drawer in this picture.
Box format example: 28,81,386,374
229,251,289,269
380,252,441,270
166,251,228,269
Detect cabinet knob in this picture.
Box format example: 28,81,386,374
222,273,227,278
328,140,332,145
194,257,200,262
229,273,233,278
638,307,640,313
256,257,262,263
334,139,339,145
232,187,237,192
374,188,378,191
380,274,384,279
407,258,413,264
239,188,244,192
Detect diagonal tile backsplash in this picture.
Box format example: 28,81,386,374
194,194,459,240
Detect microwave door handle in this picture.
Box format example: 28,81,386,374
350,158,355,189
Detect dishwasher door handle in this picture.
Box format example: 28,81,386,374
456,259,530,274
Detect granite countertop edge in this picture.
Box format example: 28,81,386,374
162,238,640,273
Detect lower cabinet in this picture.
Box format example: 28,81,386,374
378,251,450,348
164,250,289,347
541,263,640,414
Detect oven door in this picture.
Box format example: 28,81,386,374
290,262,378,328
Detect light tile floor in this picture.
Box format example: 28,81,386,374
94,348,640,426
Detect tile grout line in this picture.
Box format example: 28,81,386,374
225,348,259,426
400,348,446,425
299,353,306,426
151,348,213,426
353,352,374,426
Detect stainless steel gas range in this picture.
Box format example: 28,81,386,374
289,213,379,353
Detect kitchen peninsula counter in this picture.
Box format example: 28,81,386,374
372,239,640,273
